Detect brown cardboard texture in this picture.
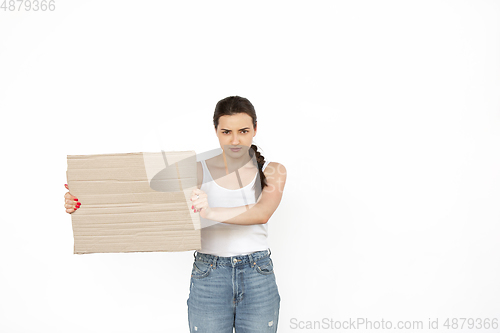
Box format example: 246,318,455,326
66,151,201,254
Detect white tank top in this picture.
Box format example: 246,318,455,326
199,158,271,257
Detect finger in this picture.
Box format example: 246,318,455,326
65,195,78,202
192,201,200,212
64,197,81,210
191,190,206,201
66,206,76,214
190,189,201,201
64,184,69,190
65,202,80,210
192,188,204,196
192,197,206,206
65,201,81,208
64,191,78,200
65,197,79,205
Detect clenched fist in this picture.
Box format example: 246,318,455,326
190,188,211,219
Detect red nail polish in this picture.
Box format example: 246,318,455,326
74,199,78,201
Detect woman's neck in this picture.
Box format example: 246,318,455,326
216,151,255,174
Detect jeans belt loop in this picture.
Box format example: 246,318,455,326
248,253,255,267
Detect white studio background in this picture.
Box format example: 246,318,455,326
1,1,499,332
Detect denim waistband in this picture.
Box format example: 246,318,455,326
193,248,271,267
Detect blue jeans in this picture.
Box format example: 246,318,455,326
187,248,281,332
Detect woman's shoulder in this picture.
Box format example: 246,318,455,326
263,161,286,175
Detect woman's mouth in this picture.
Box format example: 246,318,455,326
230,148,241,152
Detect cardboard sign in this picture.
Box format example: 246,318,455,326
66,151,201,254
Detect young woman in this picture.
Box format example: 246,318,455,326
64,96,287,332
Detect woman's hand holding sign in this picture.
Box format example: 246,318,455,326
190,188,211,219
64,184,81,214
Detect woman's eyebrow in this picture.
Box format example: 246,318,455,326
221,127,250,131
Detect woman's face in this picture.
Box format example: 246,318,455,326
215,113,257,158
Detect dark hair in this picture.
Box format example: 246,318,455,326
213,96,268,200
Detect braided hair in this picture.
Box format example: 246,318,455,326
213,96,268,201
